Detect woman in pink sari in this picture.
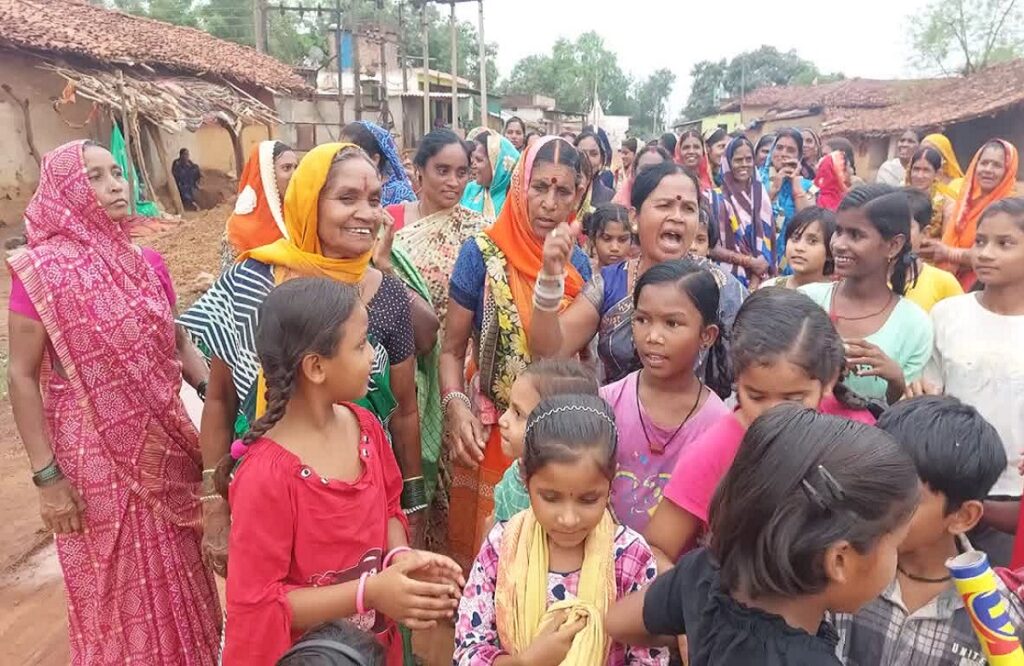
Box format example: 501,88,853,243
7,141,220,664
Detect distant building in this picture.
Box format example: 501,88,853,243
0,0,308,212
708,68,1023,181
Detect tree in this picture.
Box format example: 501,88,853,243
633,68,677,134
505,31,635,114
910,0,1024,74
682,60,727,120
680,47,843,121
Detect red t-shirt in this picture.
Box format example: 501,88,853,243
662,396,876,525
223,405,407,666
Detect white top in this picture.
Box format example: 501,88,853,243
875,157,906,186
924,294,1024,497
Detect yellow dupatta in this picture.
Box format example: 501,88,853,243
239,142,373,417
495,508,617,665
923,134,965,199
239,142,372,285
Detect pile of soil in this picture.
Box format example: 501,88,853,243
145,202,232,307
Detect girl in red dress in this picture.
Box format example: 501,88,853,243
219,277,463,665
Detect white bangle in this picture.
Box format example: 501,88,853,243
441,391,471,415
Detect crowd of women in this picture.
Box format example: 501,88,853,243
7,114,1023,666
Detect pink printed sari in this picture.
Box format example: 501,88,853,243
7,141,221,664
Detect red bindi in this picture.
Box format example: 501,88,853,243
550,177,558,184
675,194,683,201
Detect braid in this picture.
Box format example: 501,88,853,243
243,365,296,445
213,365,297,499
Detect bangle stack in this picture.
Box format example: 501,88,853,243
441,390,471,415
32,458,64,487
533,272,565,312
401,476,428,515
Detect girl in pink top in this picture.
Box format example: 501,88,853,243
600,259,731,534
644,287,877,569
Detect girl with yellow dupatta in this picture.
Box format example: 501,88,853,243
453,395,666,665
441,136,594,569
179,143,426,578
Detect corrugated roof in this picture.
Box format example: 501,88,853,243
0,0,307,93
823,60,1024,136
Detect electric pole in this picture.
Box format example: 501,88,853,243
253,0,267,53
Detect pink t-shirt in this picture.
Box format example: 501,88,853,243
9,247,176,320
600,371,731,534
662,395,876,525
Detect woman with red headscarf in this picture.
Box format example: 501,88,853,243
920,139,1019,289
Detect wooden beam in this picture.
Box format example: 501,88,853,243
145,122,185,216
1,84,41,167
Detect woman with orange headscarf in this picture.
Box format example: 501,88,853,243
221,141,297,269
920,139,1018,289
440,136,592,568
181,143,427,575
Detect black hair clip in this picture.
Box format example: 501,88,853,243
801,478,829,511
801,465,846,512
817,464,847,502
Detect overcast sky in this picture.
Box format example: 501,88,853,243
451,0,924,118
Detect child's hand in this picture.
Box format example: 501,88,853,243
844,339,902,383
392,549,465,591
366,551,462,630
521,609,587,666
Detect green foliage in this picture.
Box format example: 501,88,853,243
909,0,1024,74
681,46,843,121
505,31,637,115
632,68,677,134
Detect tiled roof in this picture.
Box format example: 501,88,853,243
0,0,307,92
823,59,1024,136
730,77,946,112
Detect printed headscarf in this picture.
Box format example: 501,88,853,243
226,141,289,254
358,121,416,206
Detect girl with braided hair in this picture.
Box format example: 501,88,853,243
220,277,463,665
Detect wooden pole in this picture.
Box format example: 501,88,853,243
335,1,345,126
131,112,160,214
117,70,137,215
449,1,458,130
477,0,487,128
146,123,184,215
254,0,267,53
353,26,363,120
422,3,430,135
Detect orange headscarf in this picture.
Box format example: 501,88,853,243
942,139,1018,284
240,142,372,285
226,141,289,254
485,136,584,331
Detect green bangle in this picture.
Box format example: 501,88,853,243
401,476,427,510
32,458,64,487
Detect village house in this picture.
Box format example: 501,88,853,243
0,0,309,214
279,18,503,152
822,59,1024,181
711,62,1024,181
